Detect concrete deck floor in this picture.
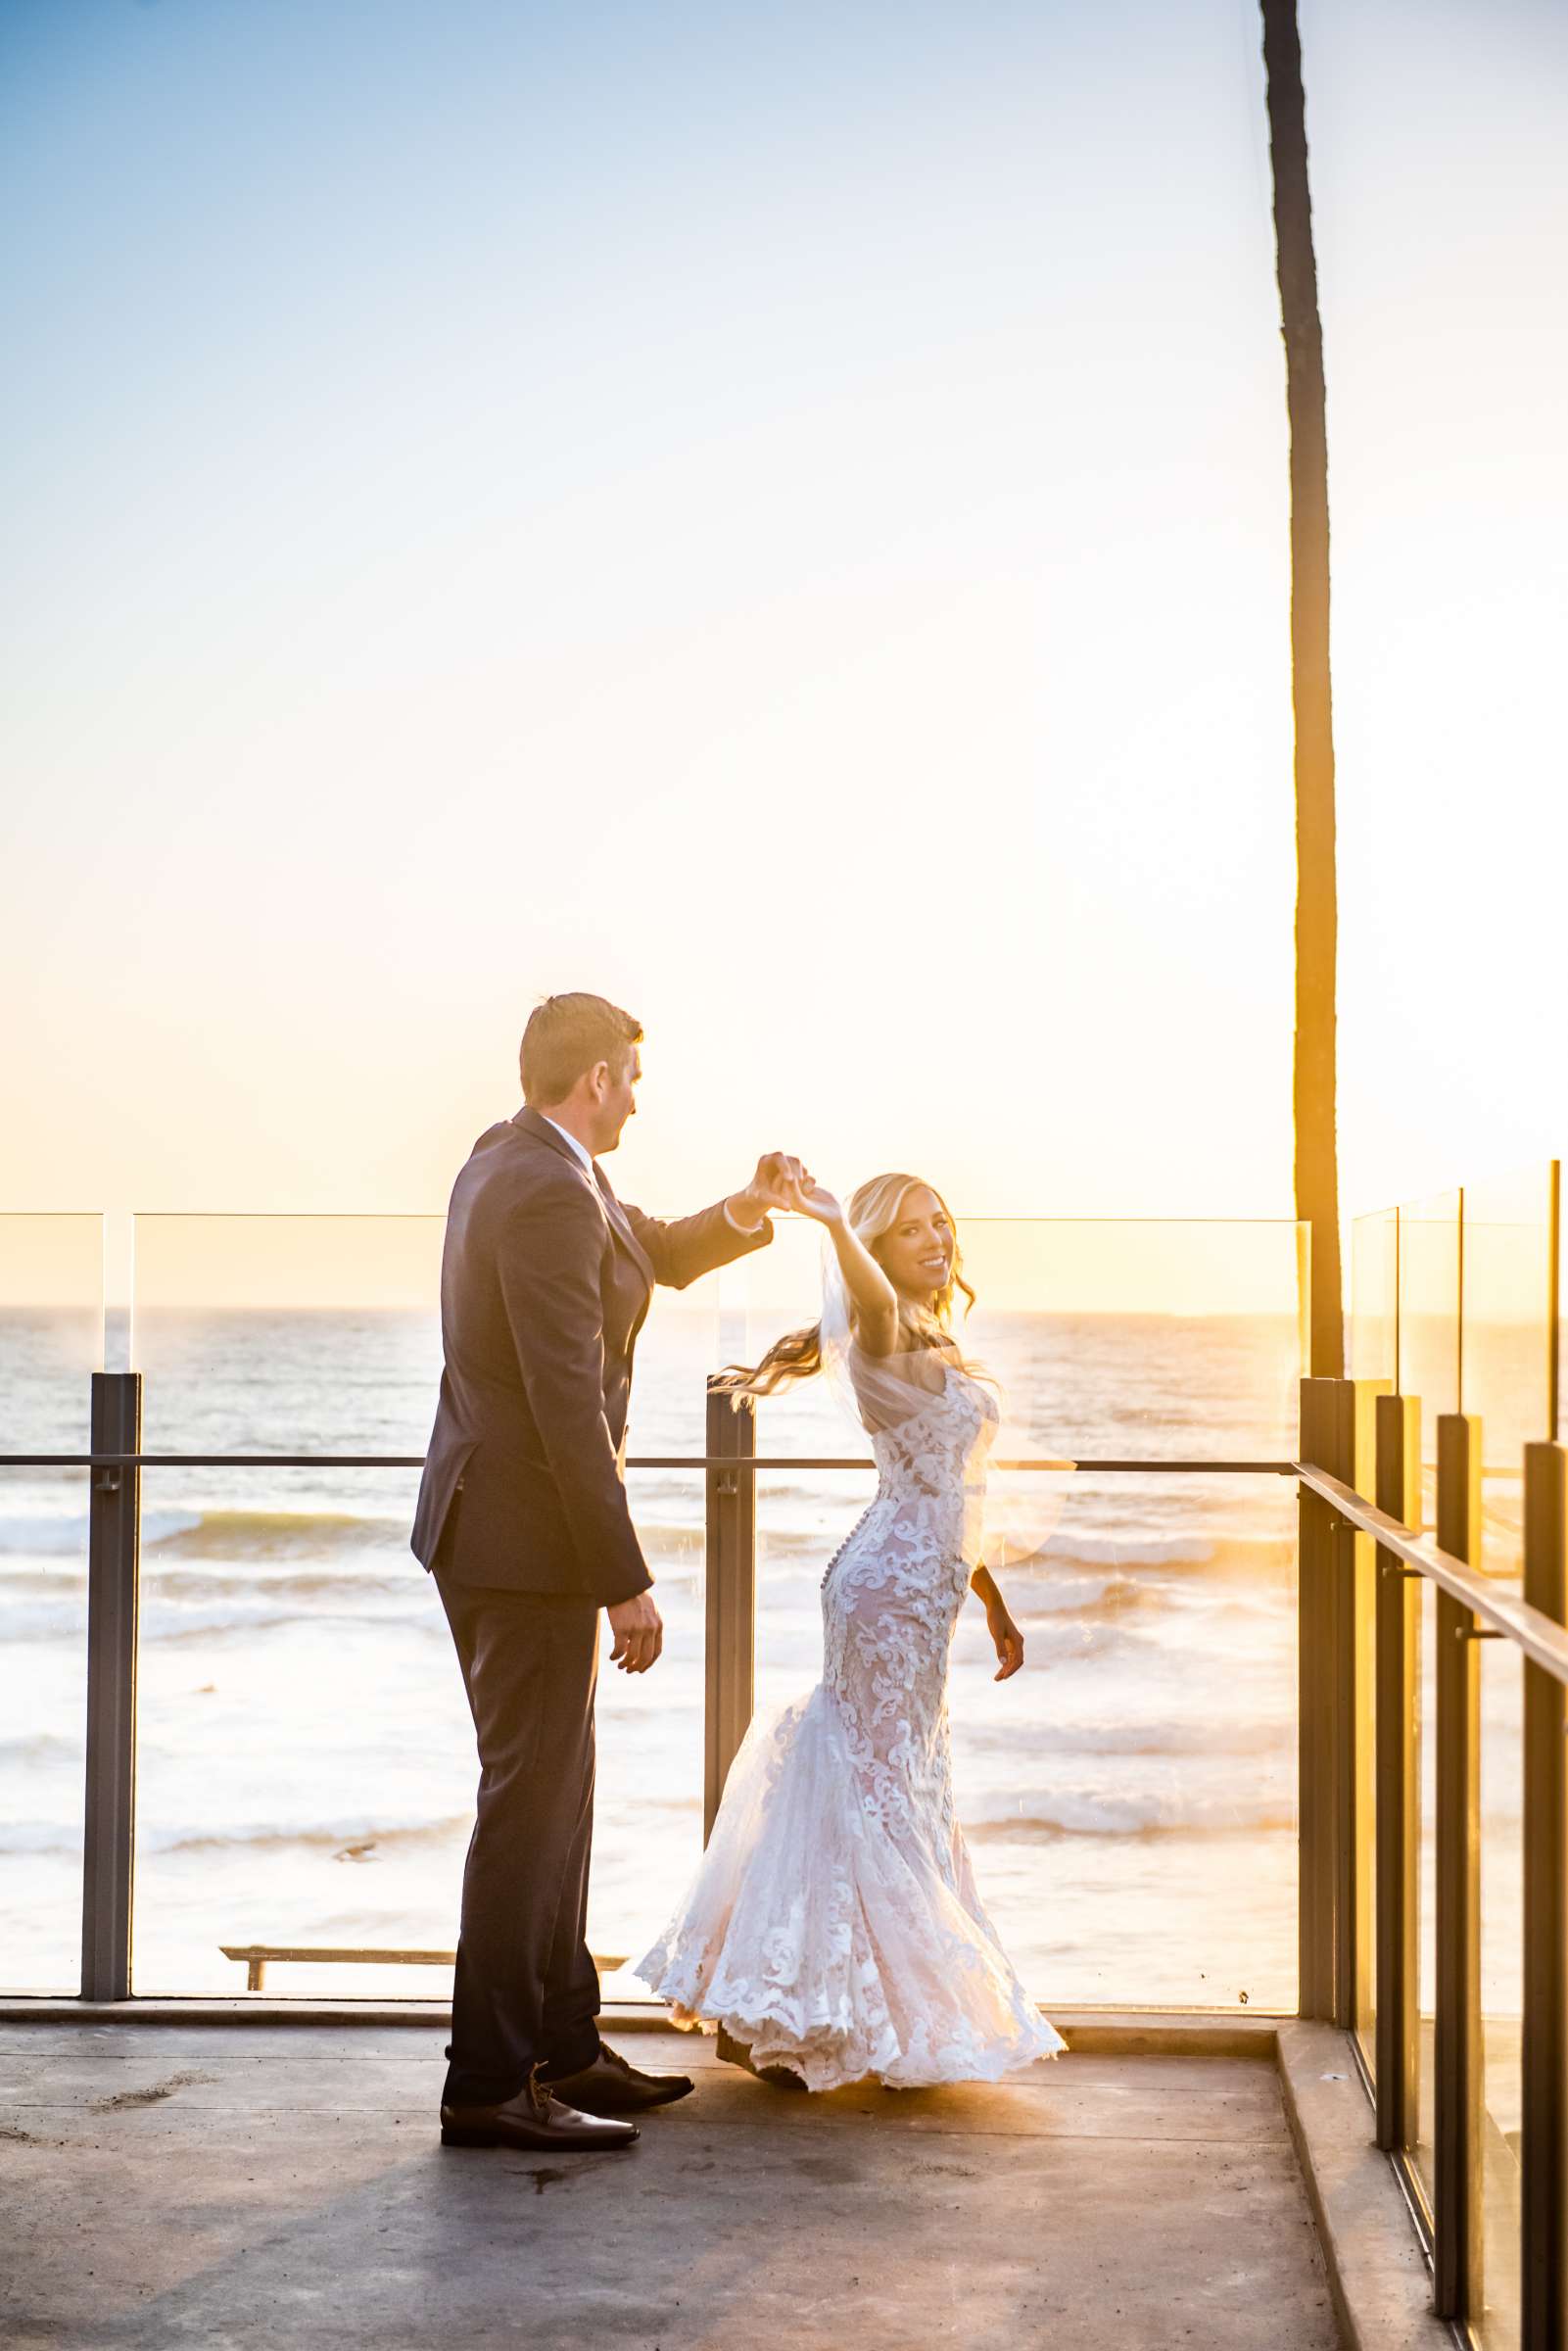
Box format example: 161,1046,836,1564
3,2021,1342,2351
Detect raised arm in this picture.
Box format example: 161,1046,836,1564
779,1175,901,1357
619,1152,806,1289
620,1195,771,1289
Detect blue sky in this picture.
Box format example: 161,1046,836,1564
1,0,1563,1232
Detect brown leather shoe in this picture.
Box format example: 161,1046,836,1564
440,2068,640,2151
543,2040,694,2116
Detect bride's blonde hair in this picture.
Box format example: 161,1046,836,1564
714,1172,977,1400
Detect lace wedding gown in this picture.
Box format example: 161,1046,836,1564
638,1351,1065,2089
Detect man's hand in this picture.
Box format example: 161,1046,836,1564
606,1590,664,1674
727,1152,813,1230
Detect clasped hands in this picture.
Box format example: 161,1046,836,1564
726,1150,817,1231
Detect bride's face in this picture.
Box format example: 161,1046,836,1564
875,1185,956,1305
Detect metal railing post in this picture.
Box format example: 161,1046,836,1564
1374,1391,1422,2155
1299,1375,1383,2025
80,1371,142,2002
1522,1440,1567,2350
704,1380,756,1843
1433,1410,1484,2327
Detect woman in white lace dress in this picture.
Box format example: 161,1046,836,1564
638,1171,1066,2090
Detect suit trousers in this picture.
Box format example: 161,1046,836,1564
435,1559,603,2106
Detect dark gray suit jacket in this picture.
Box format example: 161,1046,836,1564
411,1108,771,1606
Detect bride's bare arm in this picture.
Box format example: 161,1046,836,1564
778,1175,901,1357
970,1564,1024,1682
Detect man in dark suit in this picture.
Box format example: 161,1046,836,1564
413,991,801,2153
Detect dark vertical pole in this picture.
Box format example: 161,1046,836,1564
1343,1383,1382,2043
1299,1375,1381,2024
81,1372,141,2002
1433,1411,1483,2326
1522,1441,1566,2350
1260,0,1343,1381
1374,1392,1422,2153
704,1380,756,1842
1300,1378,1338,2020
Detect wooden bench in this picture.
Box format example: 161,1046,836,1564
220,1943,628,1991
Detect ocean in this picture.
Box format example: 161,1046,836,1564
0,1288,1523,2026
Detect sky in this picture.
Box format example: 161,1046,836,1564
2,0,1564,1269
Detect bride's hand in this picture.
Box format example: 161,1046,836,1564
987,1607,1024,1683
779,1172,845,1226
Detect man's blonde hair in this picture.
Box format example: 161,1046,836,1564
520,993,642,1106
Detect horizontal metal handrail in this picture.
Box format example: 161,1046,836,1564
1296,1457,1568,1688
0,1450,1295,1473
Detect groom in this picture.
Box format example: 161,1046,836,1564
413,992,800,2153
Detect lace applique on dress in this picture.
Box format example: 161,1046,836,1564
637,1355,1064,2089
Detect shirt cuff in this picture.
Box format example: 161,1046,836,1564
723,1197,769,1236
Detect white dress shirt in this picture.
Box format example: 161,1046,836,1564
541,1114,594,1173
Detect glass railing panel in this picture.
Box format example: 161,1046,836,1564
0,1214,104,1993
1404,1564,1526,2314
728,1217,1305,2011
722,1216,1308,1463
752,1467,1297,2011
131,1214,447,1454
128,1216,446,1992
1462,1165,1553,1597
128,1212,722,1994
1400,1192,1462,1528
129,1469,706,1999
1478,1638,1523,2351
133,1211,731,1462
974,1467,1299,2009
960,1220,1307,1463
0,1213,104,1451
597,1477,709,1999
1460,1168,1540,2347
1357,1526,1380,2085
120,1208,1305,2005
1351,1207,1400,1384
131,1457,438,1996
714,1212,848,1460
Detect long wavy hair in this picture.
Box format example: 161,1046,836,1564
714,1172,978,1400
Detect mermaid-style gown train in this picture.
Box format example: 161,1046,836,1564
638,1358,1064,2089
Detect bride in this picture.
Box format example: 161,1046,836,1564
638,1170,1066,2090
